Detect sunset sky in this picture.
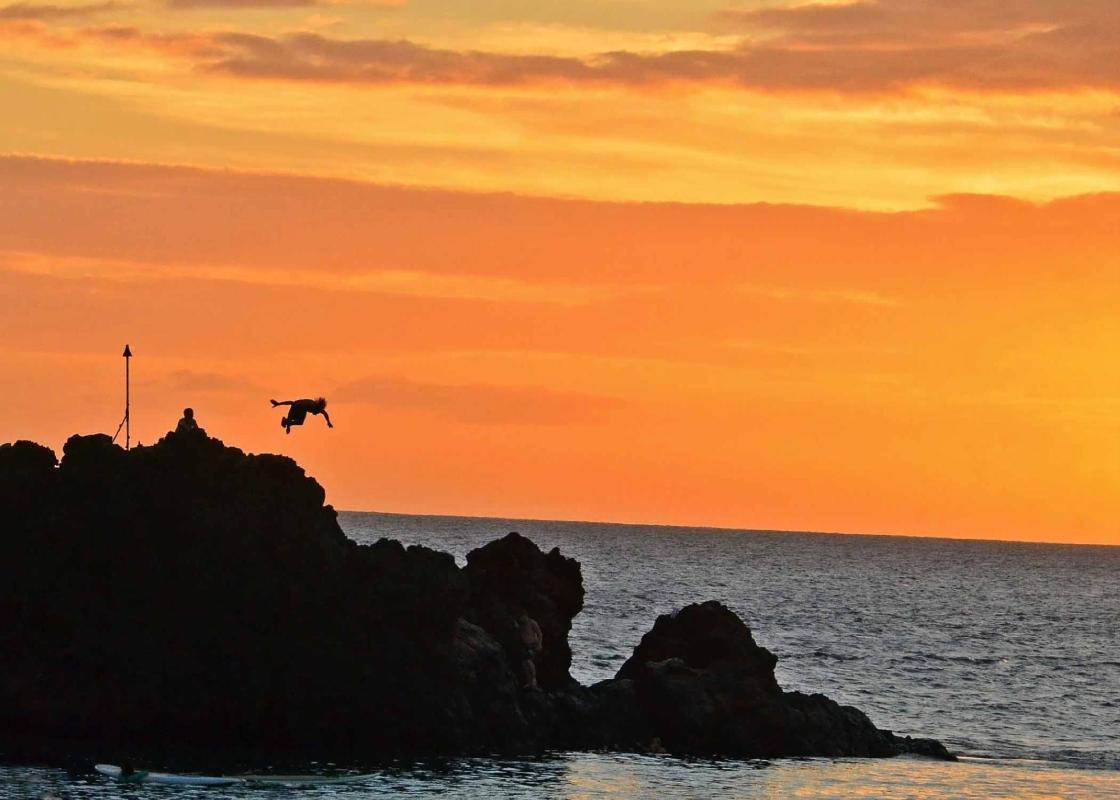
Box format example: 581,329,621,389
1,0,1117,544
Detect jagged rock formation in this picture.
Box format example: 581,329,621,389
590,601,950,758
0,431,952,764
464,532,584,690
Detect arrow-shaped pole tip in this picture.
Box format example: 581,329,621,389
122,344,132,358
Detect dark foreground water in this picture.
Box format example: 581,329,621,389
6,512,1117,798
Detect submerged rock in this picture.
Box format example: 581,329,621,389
0,431,952,763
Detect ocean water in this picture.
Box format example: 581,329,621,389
5,512,1117,799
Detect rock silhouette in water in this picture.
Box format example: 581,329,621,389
600,601,950,758
464,532,584,690
0,431,952,763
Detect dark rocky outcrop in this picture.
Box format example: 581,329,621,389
617,601,780,688
1,431,485,757
464,532,584,689
592,602,951,760
0,431,952,764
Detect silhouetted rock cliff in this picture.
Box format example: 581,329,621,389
0,431,952,764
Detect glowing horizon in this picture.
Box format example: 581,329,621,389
1,1,1118,545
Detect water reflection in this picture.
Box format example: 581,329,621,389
3,754,1117,800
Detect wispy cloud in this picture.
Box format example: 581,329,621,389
168,0,316,8
166,0,404,9
0,250,624,306
726,339,902,356
3,156,1117,292
161,369,264,393
12,0,1115,93
738,283,901,307
0,1,120,19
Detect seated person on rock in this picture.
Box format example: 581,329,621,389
271,397,333,435
174,407,203,435
515,609,544,690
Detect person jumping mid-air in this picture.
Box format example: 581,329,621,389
271,397,333,434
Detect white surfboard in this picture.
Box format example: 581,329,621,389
95,764,244,786
239,772,375,786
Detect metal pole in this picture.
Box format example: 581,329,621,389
123,344,132,450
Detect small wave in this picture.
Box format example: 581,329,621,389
896,653,1004,665
783,649,864,662
955,744,1120,772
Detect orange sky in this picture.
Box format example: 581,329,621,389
1,1,1117,544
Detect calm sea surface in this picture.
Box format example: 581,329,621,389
5,512,1117,799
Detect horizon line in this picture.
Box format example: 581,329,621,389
338,507,1119,549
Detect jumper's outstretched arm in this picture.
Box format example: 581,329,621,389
322,410,334,428
270,399,293,407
